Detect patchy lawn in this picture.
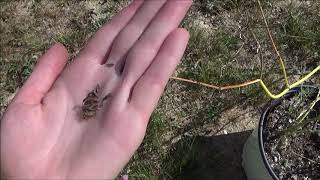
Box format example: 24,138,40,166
1,0,319,179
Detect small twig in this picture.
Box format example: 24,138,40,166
281,34,313,40
296,90,320,122
171,77,261,90
291,150,318,164
220,43,244,78
233,43,245,58
170,0,320,100
249,28,261,54
170,77,221,90
285,90,320,135
249,27,264,79
257,0,290,88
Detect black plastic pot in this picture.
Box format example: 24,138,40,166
243,85,319,180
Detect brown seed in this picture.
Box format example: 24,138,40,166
80,85,101,120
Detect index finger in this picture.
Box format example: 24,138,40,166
59,0,144,103
79,0,145,63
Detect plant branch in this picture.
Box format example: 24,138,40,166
256,0,290,88
285,90,320,135
170,0,320,99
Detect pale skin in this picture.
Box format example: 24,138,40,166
0,0,192,179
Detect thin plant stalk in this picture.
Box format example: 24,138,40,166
285,90,320,135
171,0,320,99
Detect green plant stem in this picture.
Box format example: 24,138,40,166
285,90,320,135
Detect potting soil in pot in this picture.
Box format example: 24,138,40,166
263,89,320,179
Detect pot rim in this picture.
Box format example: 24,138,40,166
258,85,319,180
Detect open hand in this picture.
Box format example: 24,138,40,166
0,0,191,179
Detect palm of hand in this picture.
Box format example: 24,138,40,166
1,0,191,179
2,76,145,179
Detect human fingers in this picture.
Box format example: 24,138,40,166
121,0,192,99
130,28,189,117
102,0,167,69
16,43,68,104
59,0,144,103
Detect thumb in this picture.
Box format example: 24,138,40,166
16,43,68,104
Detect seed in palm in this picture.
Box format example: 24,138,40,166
81,85,101,120
80,85,112,120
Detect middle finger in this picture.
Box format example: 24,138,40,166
103,0,167,69
122,0,192,87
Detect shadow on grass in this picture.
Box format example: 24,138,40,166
162,130,252,180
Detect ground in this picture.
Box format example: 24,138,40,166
0,0,319,179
